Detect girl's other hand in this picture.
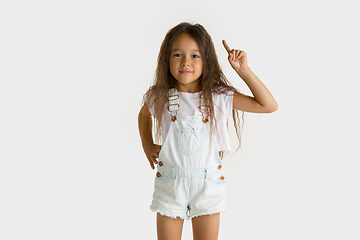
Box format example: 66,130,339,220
143,143,161,170
222,39,248,72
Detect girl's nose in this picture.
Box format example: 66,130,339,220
181,62,190,67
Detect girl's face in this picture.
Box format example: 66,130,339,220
169,33,203,93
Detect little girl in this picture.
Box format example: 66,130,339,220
138,22,277,240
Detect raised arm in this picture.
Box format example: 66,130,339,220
222,40,278,113
138,104,161,169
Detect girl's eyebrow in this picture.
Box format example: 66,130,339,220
171,49,200,52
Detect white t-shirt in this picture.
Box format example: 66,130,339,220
148,90,234,151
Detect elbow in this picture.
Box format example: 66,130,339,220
270,104,278,113
264,103,278,113
269,107,278,113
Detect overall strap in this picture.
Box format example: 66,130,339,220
168,88,179,122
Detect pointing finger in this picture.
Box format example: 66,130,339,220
222,39,232,53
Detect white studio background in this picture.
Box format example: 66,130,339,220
0,0,359,239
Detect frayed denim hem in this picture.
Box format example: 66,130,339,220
150,205,226,221
188,209,226,219
150,205,187,220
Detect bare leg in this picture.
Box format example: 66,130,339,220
156,212,184,240
191,213,220,240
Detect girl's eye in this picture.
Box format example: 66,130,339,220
192,55,200,58
174,54,181,57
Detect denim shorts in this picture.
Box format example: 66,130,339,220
150,161,226,220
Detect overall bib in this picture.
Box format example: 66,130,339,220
150,89,226,220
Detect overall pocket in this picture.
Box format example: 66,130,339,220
177,127,204,156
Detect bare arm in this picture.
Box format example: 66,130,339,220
138,104,161,170
233,68,278,113
222,40,278,113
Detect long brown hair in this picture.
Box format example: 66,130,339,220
141,22,244,157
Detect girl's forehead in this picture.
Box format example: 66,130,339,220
171,33,200,50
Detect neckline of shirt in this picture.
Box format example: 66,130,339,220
178,91,201,98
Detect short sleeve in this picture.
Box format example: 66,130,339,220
224,90,234,116
214,90,234,117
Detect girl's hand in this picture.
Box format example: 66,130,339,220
143,143,161,170
222,39,248,72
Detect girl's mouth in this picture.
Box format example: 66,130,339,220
180,71,192,74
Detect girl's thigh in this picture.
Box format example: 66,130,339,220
156,212,184,240
191,213,220,240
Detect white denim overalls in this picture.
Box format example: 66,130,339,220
150,89,226,220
